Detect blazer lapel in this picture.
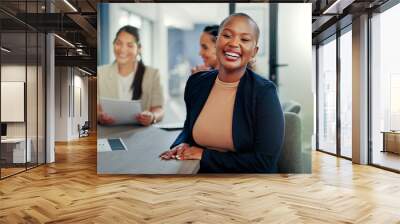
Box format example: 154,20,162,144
232,69,254,152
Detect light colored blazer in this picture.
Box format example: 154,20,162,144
97,62,164,111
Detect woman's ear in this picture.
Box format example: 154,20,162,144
252,45,259,58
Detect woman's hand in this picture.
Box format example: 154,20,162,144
98,112,115,125
191,64,211,74
159,144,203,160
98,104,115,125
159,143,190,160
136,111,154,126
178,146,203,160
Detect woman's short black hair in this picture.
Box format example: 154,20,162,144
114,25,141,47
203,25,219,42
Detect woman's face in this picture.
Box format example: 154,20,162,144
199,32,218,68
113,31,140,65
216,16,258,72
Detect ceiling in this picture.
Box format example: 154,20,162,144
0,0,98,73
0,0,393,74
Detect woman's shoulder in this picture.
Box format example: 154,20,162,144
143,65,162,80
97,63,113,72
247,69,277,91
188,70,218,85
97,63,116,79
144,65,158,74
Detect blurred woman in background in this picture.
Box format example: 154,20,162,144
98,25,164,126
191,25,219,74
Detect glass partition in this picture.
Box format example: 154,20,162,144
1,30,28,177
339,28,352,158
317,36,337,155
0,1,46,179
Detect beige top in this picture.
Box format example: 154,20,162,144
97,63,164,111
193,77,239,152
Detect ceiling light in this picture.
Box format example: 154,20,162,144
54,34,75,48
63,0,78,12
322,0,354,15
1,47,11,53
78,67,93,76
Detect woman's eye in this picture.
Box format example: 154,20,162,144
242,39,250,42
223,34,231,38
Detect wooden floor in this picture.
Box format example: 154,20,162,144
1,167,26,178
1,135,400,223
372,150,400,171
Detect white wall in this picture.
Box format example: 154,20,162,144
55,67,69,141
1,64,46,163
72,74,89,138
1,65,33,137
55,67,89,141
312,45,317,150
277,4,313,149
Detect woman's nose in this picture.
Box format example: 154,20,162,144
120,45,128,52
228,37,240,48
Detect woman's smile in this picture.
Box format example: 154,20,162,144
223,49,241,62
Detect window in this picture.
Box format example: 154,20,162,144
339,28,352,158
317,36,337,154
370,2,400,171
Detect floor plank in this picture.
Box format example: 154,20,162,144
0,134,400,223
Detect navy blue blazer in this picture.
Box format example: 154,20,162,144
171,69,284,173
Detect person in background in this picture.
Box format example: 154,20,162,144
160,13,284,173
191,25,219,74
98,25,164,126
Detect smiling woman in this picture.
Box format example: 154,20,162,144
160,13,284,173
97,25,165,126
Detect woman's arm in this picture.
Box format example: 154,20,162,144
97,104,115,125
199,84,284,173
137,69,165,126
150,69,165,112
150,106,164,123
137,106,164,126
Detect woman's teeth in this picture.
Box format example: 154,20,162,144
225,52,240,59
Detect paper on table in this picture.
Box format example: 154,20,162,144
100,97,142,125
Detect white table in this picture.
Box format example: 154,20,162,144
1,138,31,163
97,125,199,174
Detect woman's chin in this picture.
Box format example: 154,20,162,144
116,59,132,65
221,62,244,72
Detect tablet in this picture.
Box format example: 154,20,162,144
98,138,128,152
